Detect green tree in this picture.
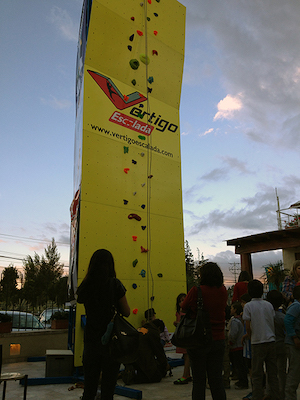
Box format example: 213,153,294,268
262,260,289,291
185,240,195,291
0,264,20,307
23,238,64,306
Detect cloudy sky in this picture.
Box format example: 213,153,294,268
1,0,299,285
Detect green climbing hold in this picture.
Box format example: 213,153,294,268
124,146,129,153
133,259,138,267
130,59,140,70
148,76,154,84
157,273,163,278
138,135,146,140
131,79,136,86
140,54,150,65
137,112,144,119
147,17,150,21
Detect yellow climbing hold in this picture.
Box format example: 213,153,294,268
139,54,150,65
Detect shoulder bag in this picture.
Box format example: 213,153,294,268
171,286,212,349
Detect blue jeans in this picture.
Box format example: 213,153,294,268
188,340,226,400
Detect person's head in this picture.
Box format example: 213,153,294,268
240,293,251,308
292,285,300,301
199,262,224,287
247,279,263,299
290,260,300,281
231,302,243,316
145,308,156,321
266,290,283,310
238,270,251,282
152,318,165,333
84,249,116,284
176,293,186,313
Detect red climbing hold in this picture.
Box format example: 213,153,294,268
148,0,152,3
141,246,149,253
123,95,129,102
137,30,143,36
152,50,158,55
131,16,135,21
133,308,138,314
148,174,153,178
153,30,158,36
124,168,130,174
132,236,138,241
128,214,142,221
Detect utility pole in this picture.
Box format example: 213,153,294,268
229,262,241,283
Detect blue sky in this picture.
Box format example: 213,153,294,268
1,0,300,285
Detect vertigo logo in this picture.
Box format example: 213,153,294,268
109,111,154,135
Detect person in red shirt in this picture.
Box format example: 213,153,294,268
232,271,251,303
182,262,228,400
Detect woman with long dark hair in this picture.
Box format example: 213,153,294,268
182,262,228,400
77,249,130,400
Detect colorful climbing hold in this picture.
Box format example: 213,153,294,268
148,0,152,3
132,159,137,164
123,94,129,102
147,87,152,93
137,30,143,36
153,30,158,36
128,45,132,51
129,34,134,41
140,152,145,157
124,146,129,153
123,199,128,205
132,259,138,267
140,269,146,277
141,183,146,187
148,174,153,178
141,204,146,209
128,213,141,221
147,17,150,21
138,135,146,140
133,191,137,196
154,12,158,16
141,246,149,253
130,59,139,70
141,226,146,230
157,273,163,278
132,235,137,241
133,308,138,314
124,168,130,174
148,76,154,84
150,296,155,301
131,79,136,86
132,283,137,289
140,54,150,65
131,16,135,21
152,50,158,56
137,112,143,119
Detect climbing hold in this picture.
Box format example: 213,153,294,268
148,174,153,178
141,246,149,253
153,30,158,35
137,112,144,119
128,213,141,221
140,2,143,5
138,135,146,140
131,16,135,21
140,269,146,277
150,296,155,301
133,308,138,314
132,235,137,241
152,50,158,56
123,199,128,205
132,159,137,164
132,283,137,289
140,54,150,65
133,191,137,196
129,34,134,41
124,146,129,153
124,94,129,102
128,45,132,51
141,226,146,230
148,76,154,84
147,87,152,93
131,79,136,86
157,273,163,278
147,17,150,21
139,104,144,108
124,168,130,174
130,59,139,70
141,183,146,187
141,152,145,157
133,259,138,267
141,204,146,209
156,0,160,2
148,0,152,3
154,12,158,16
137,30,143,36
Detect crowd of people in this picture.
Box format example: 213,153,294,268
76,249,300,400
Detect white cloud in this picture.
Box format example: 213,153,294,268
40,95,72,110
199,128,214,137
49,6,78,42
214,94,243,121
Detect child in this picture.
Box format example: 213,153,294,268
144,308,170,346
284,285,300,399
242,280,280,400
266,290,286,399
228,302,248,389
240,293,252,400
173,293,192,385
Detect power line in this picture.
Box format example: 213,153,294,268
0,233,69,246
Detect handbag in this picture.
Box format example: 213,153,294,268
102,309,139,364
171,286,212,349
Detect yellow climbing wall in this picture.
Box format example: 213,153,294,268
73,0,186,366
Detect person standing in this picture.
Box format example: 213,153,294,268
182,262,228,400
77,249,130,400
232,271,251,303
282,260,300,305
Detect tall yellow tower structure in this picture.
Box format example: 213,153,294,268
70,0,186,366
